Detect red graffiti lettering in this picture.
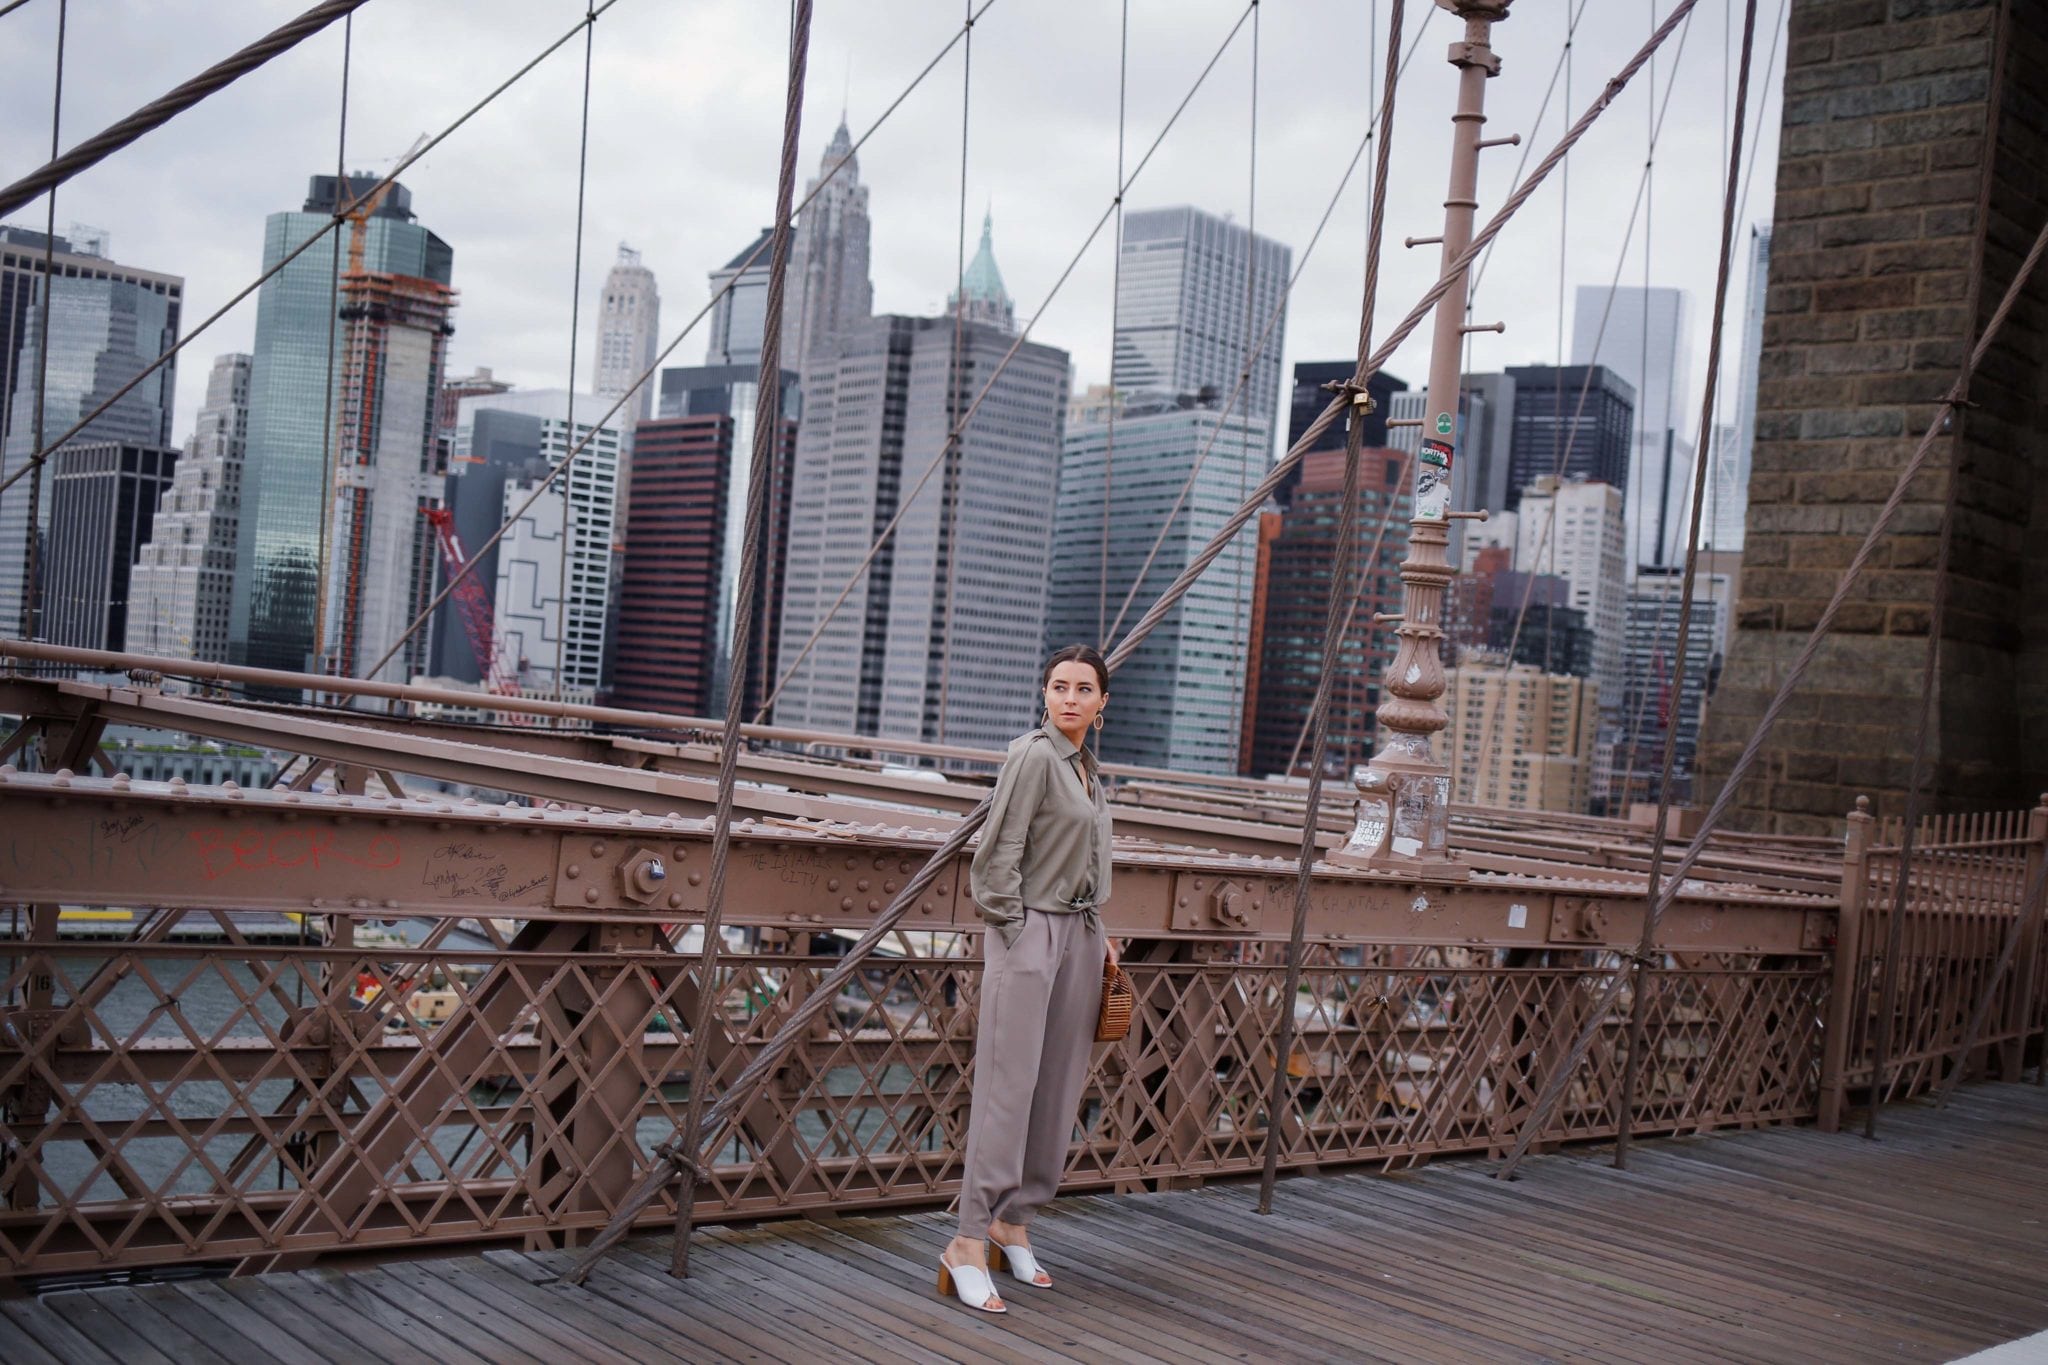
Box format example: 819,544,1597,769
187,826,405,879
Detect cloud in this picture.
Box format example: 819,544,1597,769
0,0,1785,454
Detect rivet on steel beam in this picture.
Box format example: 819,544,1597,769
111,774,131,790
667,893,681,908
382,899,397,910
585,888,599,904
168,776,185,791
827,879,840,892
857,880,870,892
462,795,479,806
868,899,881,912
883,881,898,894
672,846,688,859
688,872,703,886
627,809,643,819
936,883,950,895
592,841,607,856
566,865,581,879
53,771,72,788
0,764,12,780
352,898,369,909
311,898,323,907
841,898,854,911
845,858,858,870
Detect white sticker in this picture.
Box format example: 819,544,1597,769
1508,903,1528,929
1409,891,1429,912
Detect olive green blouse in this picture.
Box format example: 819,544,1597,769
968,724,1113,948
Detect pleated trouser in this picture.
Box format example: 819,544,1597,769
956,908,1106,1238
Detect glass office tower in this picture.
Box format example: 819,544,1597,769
229,175,452,676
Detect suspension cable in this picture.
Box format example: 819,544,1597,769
15,0,63,644
658,0,814,1283
1611,0,1759,1171
1257,0,1404,1217
0,0,370,220
364,1,1002,685
557,1,1700,1274
936,0,973,743
1498,219,2048,1183
0,0,629,507
1101,8,1439,650
753,1,1259,721
1098,0,1130,642
551,10,597,715
308,15,352,686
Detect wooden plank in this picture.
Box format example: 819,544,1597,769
377,1256,621,1365
0,1298,115,1365
416,1255,684,1363
583,1241,845,1363
0,1303,68,1365
160,1280,336,1365
28,1289,178,1364
261,1268,492,1365
514,1246,777,1364
340,1265,553,1365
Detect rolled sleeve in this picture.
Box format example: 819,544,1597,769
970,742,1047,946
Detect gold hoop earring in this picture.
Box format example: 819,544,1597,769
1092,711,1105,732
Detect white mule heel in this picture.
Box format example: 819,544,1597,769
937,1255,1007,1313
987,1239,1052,1288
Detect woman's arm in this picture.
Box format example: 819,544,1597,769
969,742,1048,947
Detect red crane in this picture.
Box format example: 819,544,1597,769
420,506,522,702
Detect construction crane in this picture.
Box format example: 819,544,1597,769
420,506,524,705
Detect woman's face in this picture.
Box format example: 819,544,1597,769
1043,661,1107,735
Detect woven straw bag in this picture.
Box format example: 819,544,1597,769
1096,959,1134,1043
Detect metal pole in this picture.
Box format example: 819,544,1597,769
1818,796,1874,1133
1329,0,1506,877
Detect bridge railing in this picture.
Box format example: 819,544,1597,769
0,775,2040,1281
1820,796,2048,1127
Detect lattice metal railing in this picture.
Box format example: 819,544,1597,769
0,924,1828,1278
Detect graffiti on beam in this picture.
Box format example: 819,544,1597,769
189,827,402,880
422,841,549,903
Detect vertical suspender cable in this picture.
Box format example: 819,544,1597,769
553,10,596,716
937,0,972,743
657,0,811,1282
1099,0,1129,643
310,15,352,692
17,0,64,644
1612,0,1758,1172
1232,2,1259,744
1257,0,1402,1216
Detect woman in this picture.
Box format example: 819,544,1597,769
937,644,1117,1315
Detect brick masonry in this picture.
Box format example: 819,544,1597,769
1701,0,2048,834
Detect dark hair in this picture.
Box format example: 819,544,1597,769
1041,643,1110,694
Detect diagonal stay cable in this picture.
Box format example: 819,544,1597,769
0,0,369,220
752,0,1258,723
0,0,627,507
1258,0,1404,1217
15,0,64,645
1496,204,2048,1181
660,0,812,1282
1101,5,1437,650
553,9,598,714
560,2,1695,1278
1611,0,1759,1171
367,1,1001,684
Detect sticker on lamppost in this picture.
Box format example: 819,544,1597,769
1434,412,1453,436
1417,438,1454,520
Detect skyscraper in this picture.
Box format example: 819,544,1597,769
1385,371,1513,560
232,175,451,678
1715,226,1771,553
426,406,541,683
1511,476,1627,707
775,313,1070,746
1112,206,1293,438
450,389,621,699
128,353,251,660
611,366,800,718
1571,285,1694,574
705,229,775,370
1441,658,1600,812
786,120,874,377
949,211,1015,332
1045,392,1264,775
1502,364,1634,509
594,243,660,424
1284,361,1405,465
44,441,179,652
1611,563,1723,809
0,228,182,635
1242,446,1411,779
319,268,457,685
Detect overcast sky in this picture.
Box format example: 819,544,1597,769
0,0,1786,453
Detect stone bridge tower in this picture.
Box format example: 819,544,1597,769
1701,0,2048,834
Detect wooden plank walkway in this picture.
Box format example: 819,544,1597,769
6,1084,2046,1363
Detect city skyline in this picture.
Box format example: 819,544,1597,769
0,2,1785,466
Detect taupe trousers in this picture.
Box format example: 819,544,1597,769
956,906,1106,1237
